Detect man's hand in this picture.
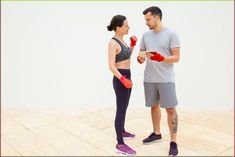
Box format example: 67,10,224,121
137,56,145,64
147,51,165,62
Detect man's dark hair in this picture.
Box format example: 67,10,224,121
143,6,162,20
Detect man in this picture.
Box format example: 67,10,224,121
137,6,180,156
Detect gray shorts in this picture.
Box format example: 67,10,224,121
144,82,178,108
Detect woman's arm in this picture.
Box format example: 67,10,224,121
129,36,137,54
108,39,133,88
108,40,122,79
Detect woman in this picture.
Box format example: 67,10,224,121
107,14,137,155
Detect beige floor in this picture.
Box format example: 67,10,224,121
1,106,234,156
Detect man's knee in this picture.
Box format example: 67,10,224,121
165,108,176,115
151,104,160,110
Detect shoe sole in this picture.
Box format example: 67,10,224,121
169,152,178,156
143,139,163,145
115,148,136,156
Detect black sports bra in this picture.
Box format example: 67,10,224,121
112,37,131,63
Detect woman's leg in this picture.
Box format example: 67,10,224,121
122,87,132,133
113,69,131,144
113,76,129,144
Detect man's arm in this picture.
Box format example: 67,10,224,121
163,47,180,64
137,49,146,64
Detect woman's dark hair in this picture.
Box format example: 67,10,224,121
107,15,127,31
143,6,162,20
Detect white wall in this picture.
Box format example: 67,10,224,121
2,1,234,110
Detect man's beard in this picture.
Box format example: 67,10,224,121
148,25,155,30
148,21,157,30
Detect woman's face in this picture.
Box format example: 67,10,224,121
117,20,129,35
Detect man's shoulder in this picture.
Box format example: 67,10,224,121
164,27,178,36
142,30,153,36
162,27,172,33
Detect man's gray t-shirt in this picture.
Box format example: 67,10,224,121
140,27,180,83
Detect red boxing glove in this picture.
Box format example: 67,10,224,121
150,52,165,62
130,35,137,47
120,75,132,88
137,56,144,64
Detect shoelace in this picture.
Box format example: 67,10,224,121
125,144,135,152
149,133,156,138
170,143,177,148
123,131,134,136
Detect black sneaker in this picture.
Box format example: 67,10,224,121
143,132,162,144
169,142,178,156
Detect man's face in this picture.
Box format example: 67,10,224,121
144,12,158,30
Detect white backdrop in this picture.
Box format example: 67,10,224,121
2,1,234,110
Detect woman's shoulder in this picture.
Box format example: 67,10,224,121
108,38,119,49
109,38,117,44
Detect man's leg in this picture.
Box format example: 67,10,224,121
143,82,162,144
157,83,178,155
151,104,161,135
143,104,162,144
166,107,178,156
165,108,178,142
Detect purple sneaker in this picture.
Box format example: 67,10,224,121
122,131,135,139
169,142,178,156
115,144,136,155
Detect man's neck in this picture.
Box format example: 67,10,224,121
154,22,164,32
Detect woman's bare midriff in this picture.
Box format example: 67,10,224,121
115,59,130,69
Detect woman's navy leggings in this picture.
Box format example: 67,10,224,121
113,69,132,144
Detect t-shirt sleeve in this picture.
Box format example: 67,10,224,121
139,35,146,50
170,32,180,48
